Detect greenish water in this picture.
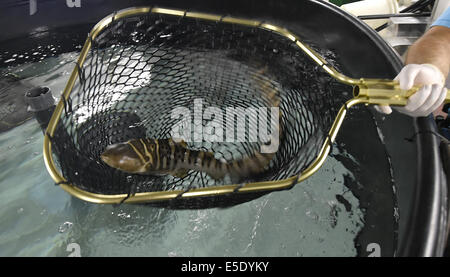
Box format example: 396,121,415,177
0,52,365,257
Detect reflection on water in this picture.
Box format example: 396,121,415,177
0,52,365,257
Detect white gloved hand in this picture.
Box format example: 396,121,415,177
375,63,447,117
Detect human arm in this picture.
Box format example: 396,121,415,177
405,26,450,78
376,25,450,117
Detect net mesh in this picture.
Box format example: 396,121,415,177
50,11,352,208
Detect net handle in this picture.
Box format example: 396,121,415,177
353,79,450,106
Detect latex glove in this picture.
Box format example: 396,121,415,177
375,64,447,117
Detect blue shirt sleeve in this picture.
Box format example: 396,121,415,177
431,7,450,28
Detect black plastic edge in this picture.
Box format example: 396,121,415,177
398,117,448,256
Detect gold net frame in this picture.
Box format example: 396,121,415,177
42,6,449,204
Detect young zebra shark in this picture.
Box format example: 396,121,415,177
101,67,282,180
100,138,277,180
